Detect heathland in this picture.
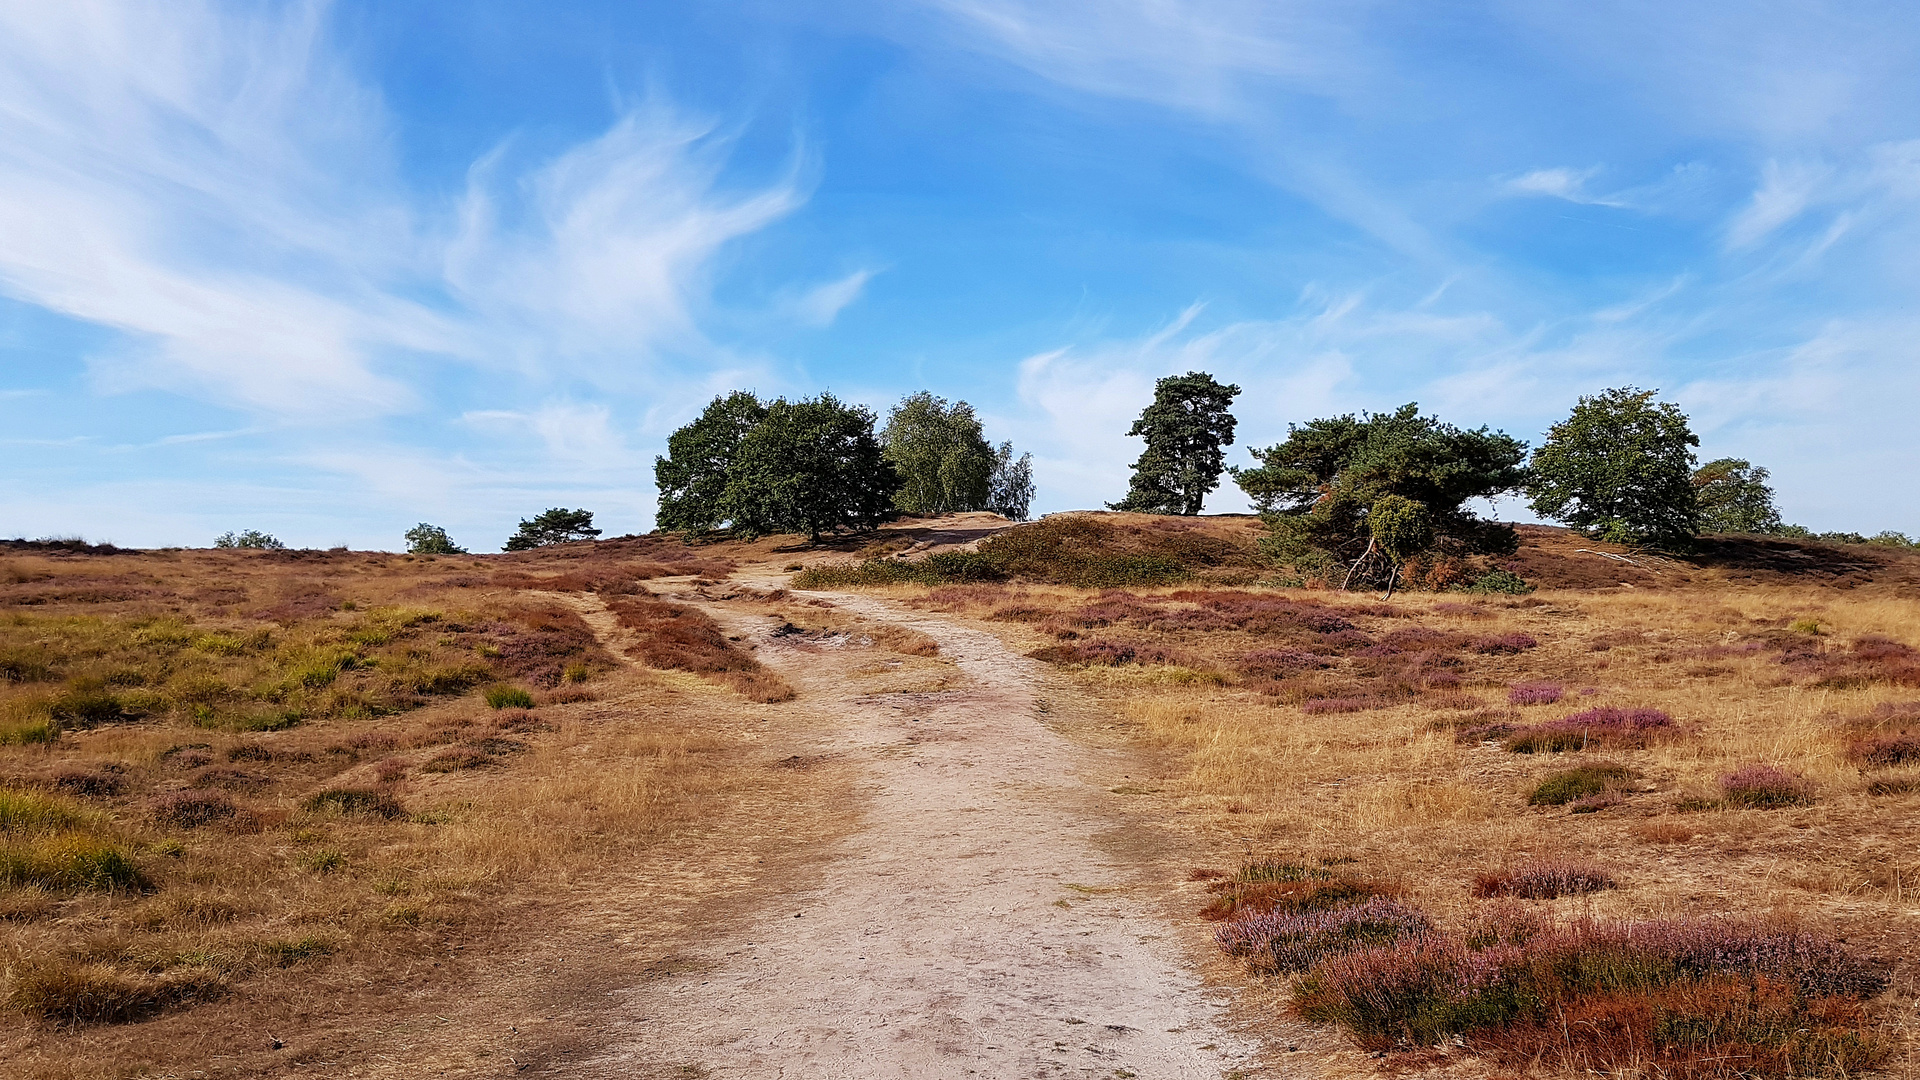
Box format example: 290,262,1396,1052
2,513,1917,1078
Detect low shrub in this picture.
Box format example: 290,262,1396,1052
1027,640,1191,667
1866,776,1918,796
1303,697,1386,715
147,789,237,828
302,787,403,818
1461,568,1534,594
0,836,147,892
1528,764,1639,807
483,684,535,709
51,767,123,798
606,595,796,702
1505,706,1675,753
1217,896,1433,975
1720,764,1815,808
1290,916,1888,1076
0,702,58,745
1471,860,1617,899
47,685,132,727
1237,649,1334,679
1848,733,1920,768
1201,861,1397,921
1472,632,1538,655
420,748,495,773
4,958,224,1025
1506,681,1563,706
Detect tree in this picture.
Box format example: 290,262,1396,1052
655,391,770,533
880,392,995,516
504,508,601,551
1231,403,1528,565
404,523,466,555
1108,371,1241,515
988,442,1035,521
717,394,899,541
214,530,285,550
1692,458,1782,534
1525,388,1700,546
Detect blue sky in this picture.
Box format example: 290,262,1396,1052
4,1,1920,549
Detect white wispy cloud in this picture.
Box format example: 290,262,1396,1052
776,268,877,328
0,3,806,417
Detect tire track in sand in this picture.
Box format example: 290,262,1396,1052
576,590,1255,1078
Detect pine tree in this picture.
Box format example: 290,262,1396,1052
1109,371,1241,515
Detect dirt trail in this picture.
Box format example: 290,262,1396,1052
577,590,1256,1078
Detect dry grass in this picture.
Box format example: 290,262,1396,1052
879,559,1920,1077
0,542,824,1075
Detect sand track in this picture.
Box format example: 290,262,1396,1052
577,590,1253,1078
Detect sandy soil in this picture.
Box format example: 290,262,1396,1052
574,589,1259,1079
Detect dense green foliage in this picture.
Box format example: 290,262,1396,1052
987,442,1035,521
717,394,898,541
404,523,466,555
1693,458,1782,534
654,391,769,534
503,508,600,550
793,515,1252,589
1109,371,1241,515
1233,403,1527,567
1526,388,1700,546
881,392,995,516
213,530,284,550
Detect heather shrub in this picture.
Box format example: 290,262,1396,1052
147,789,236,828
1848,733,1920,768
1720,764,1814,808
1506,681,1563,706
1217,896,1434,974
483,684,535,709
1528,764,1639,807
1202,861,1396,921
1290,916,1889,1075
420,747,495,772
1506,706,1675,753
1236,649,1333,679
302,787,403,818
1302,697,1385,715
1472,632,1538,655
51,767,123,797
1471,860,1617,899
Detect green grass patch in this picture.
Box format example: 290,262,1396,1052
483,684,535,709
0,836,147,892
1528,764,1641,806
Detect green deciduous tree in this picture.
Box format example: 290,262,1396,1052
1231,403,1528,564
1526,388,1700,547
504,508,600,551
881,392,995,516
1692,458,1782,535
717,394,898,542
988,442,1035,521
214,530,285,550
404,523,466,555
654,391,771,534
1108,371,1241,515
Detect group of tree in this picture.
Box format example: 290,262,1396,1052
653,390,1032,540
1105,374,1914,589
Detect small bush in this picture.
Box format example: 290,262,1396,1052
483,684,535,709
1217,896,1433,975
1528,764,1639,806
5,958,224,1025
1461,568,1534,594
147,789,237,828
1472,632,1538,655
1471,860,1617,899
1505,706,1675,753
48,686,129,727
1720,764,1814,808
1849,734,1920,768
302,787,403,818
420,747,495,773
1506,681,1564,706
51,767,123,798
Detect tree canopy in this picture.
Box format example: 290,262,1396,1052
654,392,900,541
1692,458,1782,535
655,391,769,534
504,508,600,551
1232,403,1528,562
214,530,284,550
404,523,465,555
1525,388,1700,547
881,392,995,516
1108,371,1241,515
987,442,1035,522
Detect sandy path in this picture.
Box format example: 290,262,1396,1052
576,590,1254,1079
